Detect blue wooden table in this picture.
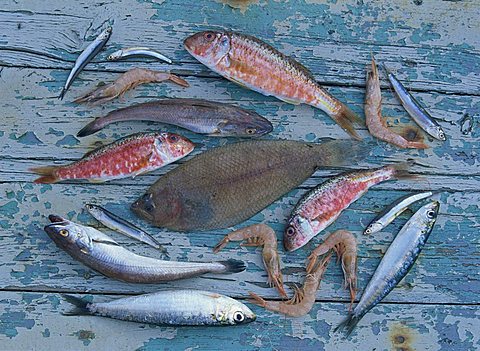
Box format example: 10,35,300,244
0,0,479,350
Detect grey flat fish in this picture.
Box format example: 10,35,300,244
44,215,245,283
77,98,273,138
131,139,368,231
63,290,256,326
59,27,112,100
337,201,439,336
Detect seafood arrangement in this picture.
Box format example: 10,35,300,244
18,10,450,336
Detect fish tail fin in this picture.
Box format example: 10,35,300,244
218,259,246,274
391,160,418,180
62,295,91,316
400,126,429,149
335,313,361,337
329,103,364,140
58,88,66,100
168,74,190,88
318,139,370,168
30,166,60,184
77,118,102,137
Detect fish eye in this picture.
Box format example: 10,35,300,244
365,227,372,234
246,128,257,135
286,226,295,237
439,131,445,139
59,229,69,237
427,210,436,219
233,311,245,323
168,135,179,142
204,32,215,41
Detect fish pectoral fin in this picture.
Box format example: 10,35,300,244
277,96,301,105
92,238,121,246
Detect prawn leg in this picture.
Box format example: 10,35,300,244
213,224,288,298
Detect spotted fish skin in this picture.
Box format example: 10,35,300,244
284,164,412,251
31,132,194,183
184,31,362,139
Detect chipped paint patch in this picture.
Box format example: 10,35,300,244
72,329,96,346
389,322,418,351
0,310,35,338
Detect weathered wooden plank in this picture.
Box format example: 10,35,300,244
0,1,479,95
0,291,479,350
1,183,478,304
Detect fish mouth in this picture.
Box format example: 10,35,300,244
131,199,154,222
48,214,67,224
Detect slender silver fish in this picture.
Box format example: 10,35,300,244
76,98,273,138
107,47,172,64
85,204,167,254
63,290,256,326
364,191,433,235
59,27,112,100
337,201,439,336
385,66,446,141
44,215,245,283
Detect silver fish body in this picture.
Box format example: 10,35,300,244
85,204,166,254
107,47,172,64
386,69,446,141
337,201,439,335
59,27,112,99
364,191,433,235
44,215,245,283
64,290,256,326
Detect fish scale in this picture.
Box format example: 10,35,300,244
132,139,368,231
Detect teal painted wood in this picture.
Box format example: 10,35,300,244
0,0,479,350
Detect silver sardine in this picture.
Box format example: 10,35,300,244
107,47,172,64
337,201,439,336
385,67,446,141
59,27,112,99
63,290,256,326
85,204,167,254
364,191,433,235
44,215,245,283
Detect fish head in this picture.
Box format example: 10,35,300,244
215,110,273,137
283,215,315,252
156,133,195,159
106,50,122,61
427,125,446,141
131,190,181,226
184,31,231,66
222,299,256,325
44,215,92,254
417,200,440,229
364,222,383,235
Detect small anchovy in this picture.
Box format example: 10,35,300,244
85,204,167,254
385,66,446,141
63,290,256,326
59,26,112,100
107,47,172,64
76,98,273,138
364,191,433,235
44,215,245,283
337,201,439,336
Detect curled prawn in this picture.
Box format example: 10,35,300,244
248,253,331,317
74,68,189,105
365,56,427,149
213,224,287,298
306,230,358,310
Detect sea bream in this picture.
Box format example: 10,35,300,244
44,215,245,283
184,31,363,139
284,163,414,252
131,139,368,231
31,132,194,183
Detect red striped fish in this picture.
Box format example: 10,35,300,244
31,132,194,183
184,31,363,139
284,164,414,251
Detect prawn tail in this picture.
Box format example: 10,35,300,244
30,166,60,184
400,126,429,149
335,313,361,337
168,74,190,88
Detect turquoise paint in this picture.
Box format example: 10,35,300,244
40,185,52,194
55,135,80,147
0,200,20,218
42,328,50,337
46,128,64,137
10,131,43,145
0,310,35,338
